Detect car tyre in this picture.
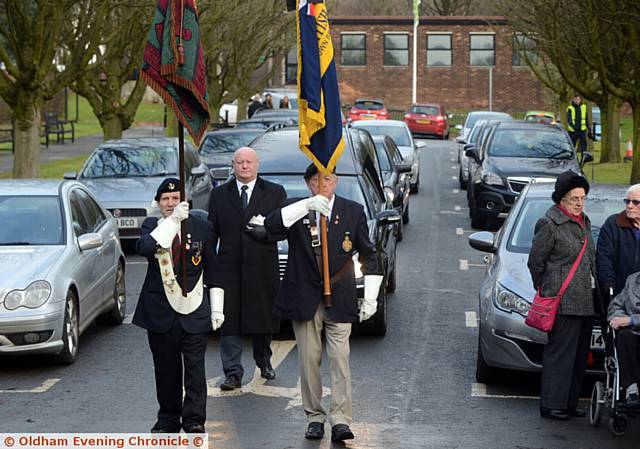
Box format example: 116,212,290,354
386,248,397,294
458,167,467,190
475,337,499,383
396,220,403,242
97,260,126,325
370,287,388,336
402,203,410,224
410,175,420,194
52,290,79,365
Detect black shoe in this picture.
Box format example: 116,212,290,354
567,406,587,418
150,427,169,433
184,424,205,433
331,424,354,442
623,393,640,409
540,407,570,421
260,364,276,380
220,374,241,391
304,422,324,440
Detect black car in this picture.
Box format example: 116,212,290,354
198,128,265,182
466,121,591,229
371,134,412,240
250,126,401,336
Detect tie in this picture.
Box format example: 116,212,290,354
171,234,181,269
240,185,248,211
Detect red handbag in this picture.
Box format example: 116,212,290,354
525,238,588,332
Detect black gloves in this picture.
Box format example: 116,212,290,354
244,224,268,241
600,280,615,297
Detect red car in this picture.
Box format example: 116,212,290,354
403,103,449,139
349,98,389,121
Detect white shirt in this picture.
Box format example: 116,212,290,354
236,178,257,203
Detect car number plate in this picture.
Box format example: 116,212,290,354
117,218,138,228
417,119,431,124
591,329,605,350
361,114,376,119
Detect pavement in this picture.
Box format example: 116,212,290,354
0,125,166,174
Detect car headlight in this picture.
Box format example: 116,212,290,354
493,283,530,317
384,187,395,204
3,281,51,310
483,172,504,186
353,252,363,279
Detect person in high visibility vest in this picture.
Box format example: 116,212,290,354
566,94,590,156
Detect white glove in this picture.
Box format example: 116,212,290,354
170,201,189,223
359,275,383,322
150,217,180,248
281,195,330,228
248,214,265,226
209,287,225,331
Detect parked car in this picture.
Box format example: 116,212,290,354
351,119,425,193
250,126,401,336
66,137,213,241
198,128,264,183
456,111,513,142
371,134,413,240
403,103,449,139
524,110,560,126
466,121,591,229
0,180,126,364
236,116,298,129
348,98,390,121
459,119,501,190
468,183,625,382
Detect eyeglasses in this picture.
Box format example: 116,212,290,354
624,199,640,206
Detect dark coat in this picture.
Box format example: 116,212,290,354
247,101,264,118
264,195,379,323
208,177,287,335
607,272,640,330
133,215,222,334
596,212,640,294
528,205,596,316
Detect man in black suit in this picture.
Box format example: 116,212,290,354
264,164,381,442
133,178,224,434
208,147,287,390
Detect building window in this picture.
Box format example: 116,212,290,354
285,47,297,85
469,34,495,66
384,34,409,66
427,34,452,67
340,33,366,66
512,34,537,66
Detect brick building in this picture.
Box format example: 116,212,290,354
327,16,552,113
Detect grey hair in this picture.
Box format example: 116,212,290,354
626,184,640,197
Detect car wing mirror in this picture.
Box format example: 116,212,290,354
396,163,413,173
191,166,206,178
465,148,480,163
414,140,427,150
456,137,467,144
64,172,78,180
468,231,496,253
78,232,103,251
377,209,401,226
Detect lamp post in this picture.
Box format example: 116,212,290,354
412,0,421,104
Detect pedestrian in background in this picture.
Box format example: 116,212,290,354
208,147,286,390
566,94,590,156
264,164,381,442
247,94,264,118
279,96,290,109
528,171,596,421
133,178,224,433
263,93,274,110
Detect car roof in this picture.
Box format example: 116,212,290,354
203,128,263,136
468,111,512,118
525,182,627,200
525,110,555,116
493,121,564,131
98,137,178,147
411,103,441,108
352,119,406,128
0,179,74,195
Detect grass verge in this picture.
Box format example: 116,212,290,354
0,155,87,179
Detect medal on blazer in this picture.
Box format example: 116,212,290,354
342,232,352,252
191,241,203,266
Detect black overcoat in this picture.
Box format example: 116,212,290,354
208,177,287,335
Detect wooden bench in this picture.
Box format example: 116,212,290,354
0,126,14,153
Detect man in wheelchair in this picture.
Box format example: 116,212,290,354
607,271,640,409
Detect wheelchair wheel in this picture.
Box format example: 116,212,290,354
608,415,628,436
590,381,605,427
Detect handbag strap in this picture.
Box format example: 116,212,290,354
557,236,588,298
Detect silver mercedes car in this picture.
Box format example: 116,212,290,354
66,137,213,241
468,182,625,382
0,180,126,364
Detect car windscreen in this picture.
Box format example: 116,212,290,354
199,132,260,157
487,129,574,159
355,101,383,110
261,175,370,218
0,196,64,245
82,146,177,178
354,125,411,147
411,106,439,115
507,197,622,253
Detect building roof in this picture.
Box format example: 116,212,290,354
330,15,508,26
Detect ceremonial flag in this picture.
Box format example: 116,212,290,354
296,0,345,174
141,0,209,144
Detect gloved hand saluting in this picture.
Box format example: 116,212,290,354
210,287,225,331
150,201,190,248
359,275,384,322
281,195,330,228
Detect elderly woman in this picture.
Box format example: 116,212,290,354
528,171,596,421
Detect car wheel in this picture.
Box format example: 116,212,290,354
458,167,467,190
476,337,499,383
52,290,79,365
410,174,420,194
97,260,126,325
386,247,397,293
402,203,410,224
370,287,388,336
396,220,403,242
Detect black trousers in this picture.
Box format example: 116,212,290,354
220,333,272,379
540,315,592,409
569,130,587,155
147,319,209,431
615,328,640,390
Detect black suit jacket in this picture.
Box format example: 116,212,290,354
265,195,378,323
133,215,222,334
208,177,287,335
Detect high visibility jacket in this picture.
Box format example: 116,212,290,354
567,104,588,132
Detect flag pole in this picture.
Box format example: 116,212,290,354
319,175,332,307
178,123,188,297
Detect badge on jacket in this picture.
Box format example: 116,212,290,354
342,232,352,252
191,241,203,266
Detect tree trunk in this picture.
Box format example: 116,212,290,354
13,106,42,178
600,97,621,163
630,105,640,184
236,98,248,121
102,116,124,140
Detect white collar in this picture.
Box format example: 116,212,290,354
236,178,257,192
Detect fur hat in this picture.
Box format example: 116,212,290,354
552,171,589,204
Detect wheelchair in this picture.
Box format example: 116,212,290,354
589,288,640,436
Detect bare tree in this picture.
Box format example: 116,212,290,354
422,0,472,16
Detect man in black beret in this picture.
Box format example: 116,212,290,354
133,178,224,434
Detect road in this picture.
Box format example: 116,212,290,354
1,140,638,448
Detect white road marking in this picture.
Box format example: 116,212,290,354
459,259,469,270
453,189,459,194
451,165,457,170
439,210,463,215
471,383,538,400
123,313,133,324
0,378,61,394
450,158,456,162
454,205,461,211
465,311,478,328
126,261,147,266
451,176,457,180
456,227,464,235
